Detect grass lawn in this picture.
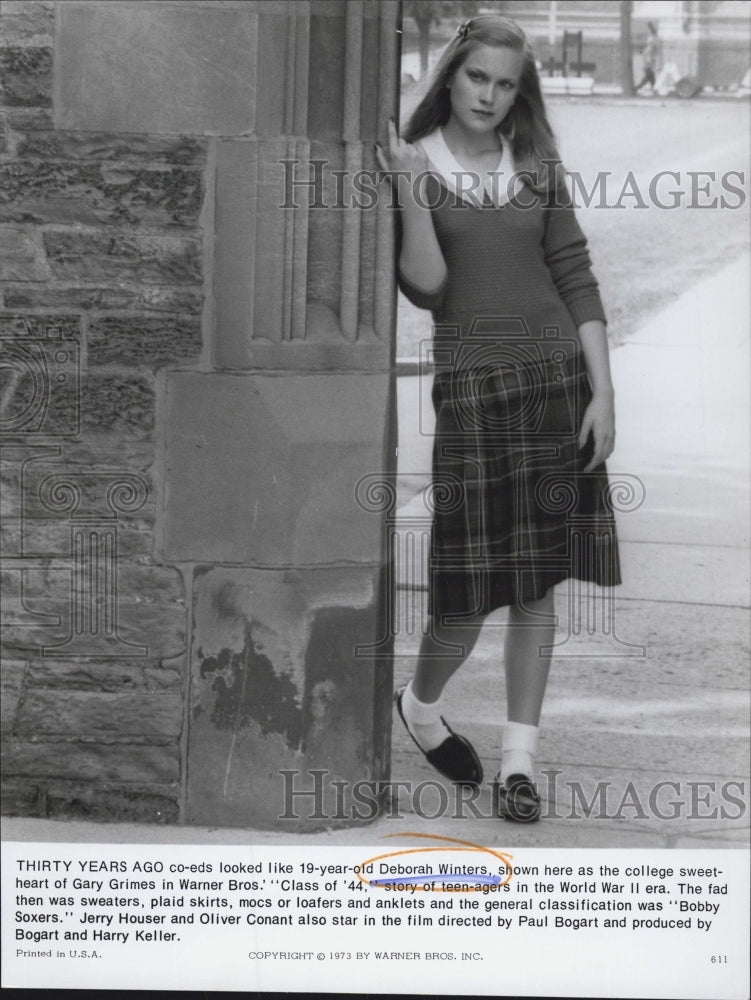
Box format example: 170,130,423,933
396,95,750,356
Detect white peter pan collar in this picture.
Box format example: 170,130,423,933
417,127,522,208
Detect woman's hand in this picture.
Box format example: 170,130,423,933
578,392,615,472
375,119,430,199
576,320,616,472
377,119,447,294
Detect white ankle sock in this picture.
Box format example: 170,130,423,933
501,721,538,783
400,682,447,752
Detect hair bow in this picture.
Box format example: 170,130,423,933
456,20,471,41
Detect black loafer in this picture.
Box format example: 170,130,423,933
393,686,483,786
492,772,541,823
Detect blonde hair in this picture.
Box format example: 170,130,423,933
403,14,561,190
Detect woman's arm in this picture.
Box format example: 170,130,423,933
577,318,615,473
541,184,615,471
376,119,447,297
398,183,448,294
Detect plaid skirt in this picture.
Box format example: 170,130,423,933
428,350,621,619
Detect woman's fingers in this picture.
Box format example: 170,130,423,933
583,450,603,473
374,142,387,172
382,119,428,171
579,401,615,472
582,428,615,472
583,435,603,472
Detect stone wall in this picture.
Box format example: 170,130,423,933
1,0,399,828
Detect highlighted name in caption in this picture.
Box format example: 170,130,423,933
3,843,749,997
356,831,513,895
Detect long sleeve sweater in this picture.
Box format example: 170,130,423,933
397,170,606,368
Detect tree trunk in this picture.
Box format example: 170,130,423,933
619,0,635,95
418,19,431,78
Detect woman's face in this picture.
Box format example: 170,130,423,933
447,44,524,137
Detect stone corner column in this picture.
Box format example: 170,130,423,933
163,0,402,829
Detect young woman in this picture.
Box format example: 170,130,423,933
376,15,621,822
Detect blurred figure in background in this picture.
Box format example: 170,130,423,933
635,20,663,94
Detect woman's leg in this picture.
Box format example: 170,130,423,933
397,613,485,754
504,588,555,725
411,613,486,702
499,588,555,786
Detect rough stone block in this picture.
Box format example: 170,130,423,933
1,657,26,734
164,371,391,565
0,3,55,48
1,596,187,660
3,284,203,314
0,162,203,228
16,462,155,519
187,564,392,828
9,563,184,606
43,231,202,285
0,226,50,281
1,518,154,560
88,316,202,369
0,313,82,437
25,659,182,691
0,47,52,106
0,311,80,340
0,778,45,816
44,784,179,823
46,436,155,471
6,108,54,131
1,522,30,557
16,689,183,738
0,466,21,517
2,509,185,659
81,372,155,436
58,3,256,135
15,131,206,164
2,740,179,783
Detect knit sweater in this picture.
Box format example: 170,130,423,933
397,169,606,368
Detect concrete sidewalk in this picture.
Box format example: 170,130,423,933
4,256,750,849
